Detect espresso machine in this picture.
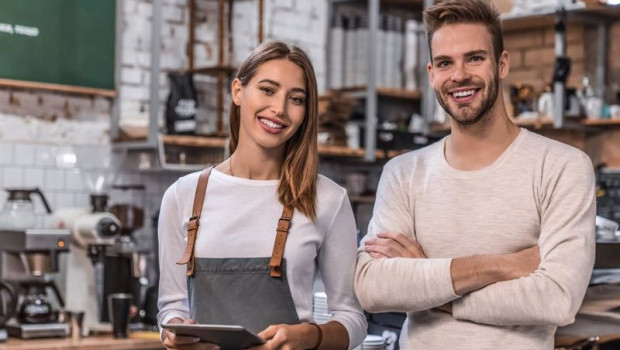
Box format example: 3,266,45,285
0,228,71,338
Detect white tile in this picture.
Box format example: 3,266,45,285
13,143,35,166
0,191,7,210
0,142,14,165
54,192,75,209
35,145,57,167
3,167,24,188
75,193,91,209
65,169,86,191
23,168,45,188
44,169,65,190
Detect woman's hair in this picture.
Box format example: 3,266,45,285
423,0,504,63
229,41,319,221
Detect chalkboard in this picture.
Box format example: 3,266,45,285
0,0,116,96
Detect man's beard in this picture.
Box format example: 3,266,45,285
436,72,499,128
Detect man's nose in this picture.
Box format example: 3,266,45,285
451,63,471,82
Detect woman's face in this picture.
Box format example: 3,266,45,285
232,58,307,154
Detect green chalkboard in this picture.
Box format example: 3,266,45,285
0,0,116,95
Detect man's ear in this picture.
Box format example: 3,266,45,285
498,50,509,79
231,78,242,106
427,62,434,85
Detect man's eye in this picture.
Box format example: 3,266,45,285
437,61,450,68
470,56,484,62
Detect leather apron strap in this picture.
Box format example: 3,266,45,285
176,167,294,278
269,206,293,277
176,167,212,276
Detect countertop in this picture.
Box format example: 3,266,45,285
0,332,165,350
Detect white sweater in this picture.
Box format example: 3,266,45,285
355,129,596,349
157,169,367,349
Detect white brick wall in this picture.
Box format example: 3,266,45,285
0,0,331,243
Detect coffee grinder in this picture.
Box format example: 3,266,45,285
103,187,150,324
0,228,71,338
54,193,121,331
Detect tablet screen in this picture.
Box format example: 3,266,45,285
162,323,266,349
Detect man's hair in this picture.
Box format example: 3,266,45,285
423,0,504,63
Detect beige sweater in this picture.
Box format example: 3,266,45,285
355,129,596,349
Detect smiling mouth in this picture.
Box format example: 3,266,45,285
449,88,480,102
258,117,285,129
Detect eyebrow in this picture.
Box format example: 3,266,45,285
258,79,306,94
432,50,489,63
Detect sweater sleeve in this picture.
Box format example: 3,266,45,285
156,181,191,327
355,158,458,313
319,190,368,350
452,153,596,326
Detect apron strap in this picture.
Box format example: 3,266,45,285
269,205,294,277
176,166,213,276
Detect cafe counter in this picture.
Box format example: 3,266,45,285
0,332,165,350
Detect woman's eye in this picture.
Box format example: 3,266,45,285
260,87,274,95
291,96,305,105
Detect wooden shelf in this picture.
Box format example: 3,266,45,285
189,65,237,75
327,86,422,100
514,116,555,128
159,136,410,160
161,134,228,148
582,119,620,126
318,144,403,159
501,4,620,32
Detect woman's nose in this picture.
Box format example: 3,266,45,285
271,97,285,116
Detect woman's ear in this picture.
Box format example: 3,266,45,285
231,78,242,106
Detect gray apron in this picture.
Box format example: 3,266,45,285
177,167,301,335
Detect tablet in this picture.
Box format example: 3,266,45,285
161,323,265,349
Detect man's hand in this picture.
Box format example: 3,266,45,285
364,231,426,259
502,245,540,280
451,245,541,296
248,324,317,350
162,318,220,350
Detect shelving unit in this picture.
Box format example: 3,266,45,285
187,0,264,134
501,3,620,128
326,0,431,162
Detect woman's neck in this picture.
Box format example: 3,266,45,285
228,144,284,180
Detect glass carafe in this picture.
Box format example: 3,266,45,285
0,188,52,230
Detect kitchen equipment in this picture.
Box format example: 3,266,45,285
0,188,52,230
0,281,17,342
0,229,71,338
102,202,150,324
52,194,122,330
16,280,63,324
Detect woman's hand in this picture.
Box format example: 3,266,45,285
162,318,220,350
248,324,318,350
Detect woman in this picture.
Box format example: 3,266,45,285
157,41,366,350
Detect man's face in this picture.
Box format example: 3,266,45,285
427,23,508,127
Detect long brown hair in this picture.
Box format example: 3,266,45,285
424,0,504,63
228,41,319,221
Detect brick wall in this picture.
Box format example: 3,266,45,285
503,24,586,93
503,20,620,167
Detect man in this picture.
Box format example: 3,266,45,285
354,0,596,349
